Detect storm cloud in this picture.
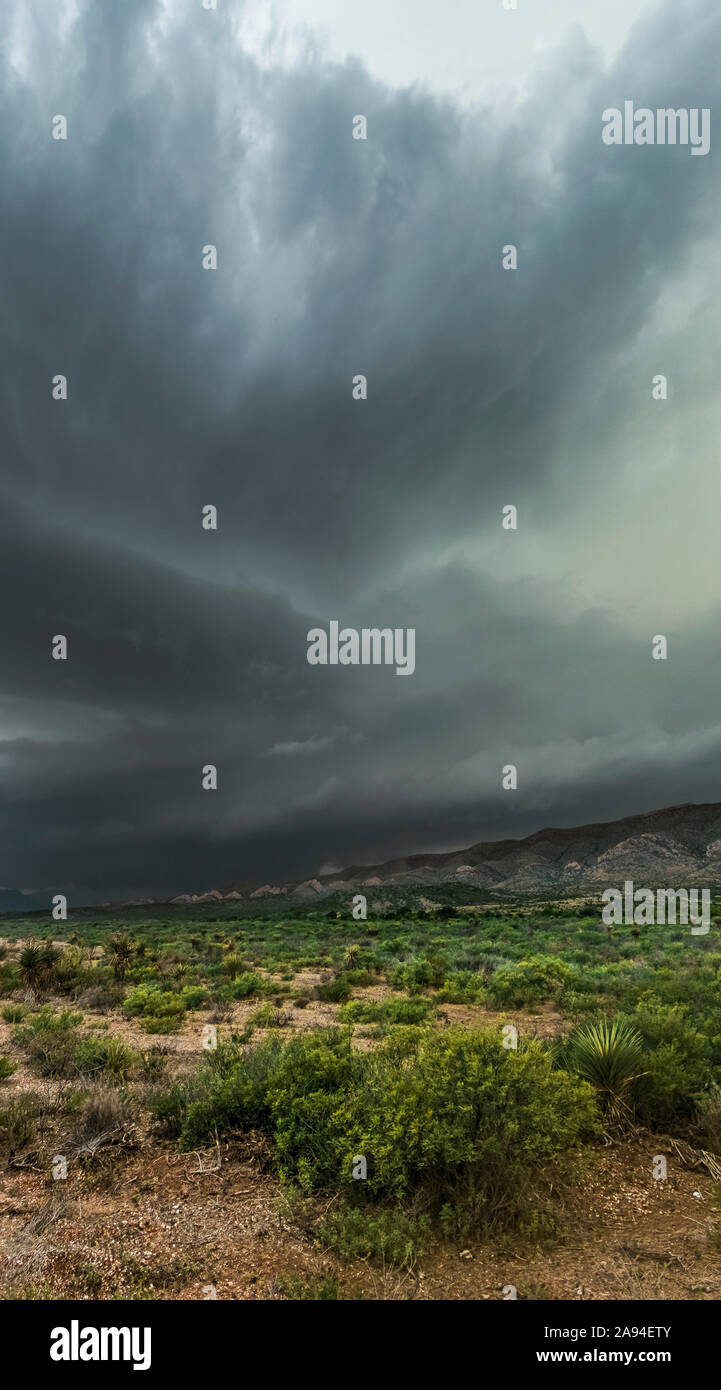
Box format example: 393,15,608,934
1,0,720,904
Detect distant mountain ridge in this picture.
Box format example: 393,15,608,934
168,801,721,905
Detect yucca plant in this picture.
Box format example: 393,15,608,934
564,1017,646,1122
107,933,136,983
222,952,244,980
19,943,45,991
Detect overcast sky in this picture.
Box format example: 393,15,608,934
1,0,719,906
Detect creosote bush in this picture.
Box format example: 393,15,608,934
624,999,717,1128
317,1204,431,1265
487,955,573,1009
151,1025,599,1230
123,985,186,1033
338,996,433,1026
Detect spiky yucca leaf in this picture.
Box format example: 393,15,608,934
565,1017,645,1119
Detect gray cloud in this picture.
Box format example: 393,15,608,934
1,0,719,903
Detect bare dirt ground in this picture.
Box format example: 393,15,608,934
1,1130,719,1301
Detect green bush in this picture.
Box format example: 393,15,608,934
124,985,183,1019
342,969,378,988
320,1029,598,1212
0,962,22,996
124,986,185,1032
436,971,486,1004
179,985,208,1011
338,996,433,1025
317,1204,431,1265
150,1036,286,1146
315,975,354,1003
391,955,448,993
140,1012,183,1035
16,1007,83,1035
266,1031,356,1189
0,1055,16,1081
52,946,89,995
624,999,716,1126
72,1035,135,1078
153,1026,598,1229
487,955,572,1009
150,1080,191,1139
226,972,266,1000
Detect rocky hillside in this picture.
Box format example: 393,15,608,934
168,802,721,904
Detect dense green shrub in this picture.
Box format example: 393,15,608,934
319,1030,598,1211
338,996,433,1025
342,968,380,987
124,985,182,1019
695,1087,721,1152
0,960,22,996
124,985,186,1033
317,1204,431,1265
154,1035,286,1146
141,1012,183,1035
391,955,448,993
179,985,208,1011
436,971,486,1004
13,1008,135,1079
625,1000,716,1126
151,1026,598,1229
265,1031,357,1189
487,955,572,1008
150,1080,191,1139
315,974,354,1003
51,946,91,995
226,972,267,1000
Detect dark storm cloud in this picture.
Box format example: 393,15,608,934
1,0,720,901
